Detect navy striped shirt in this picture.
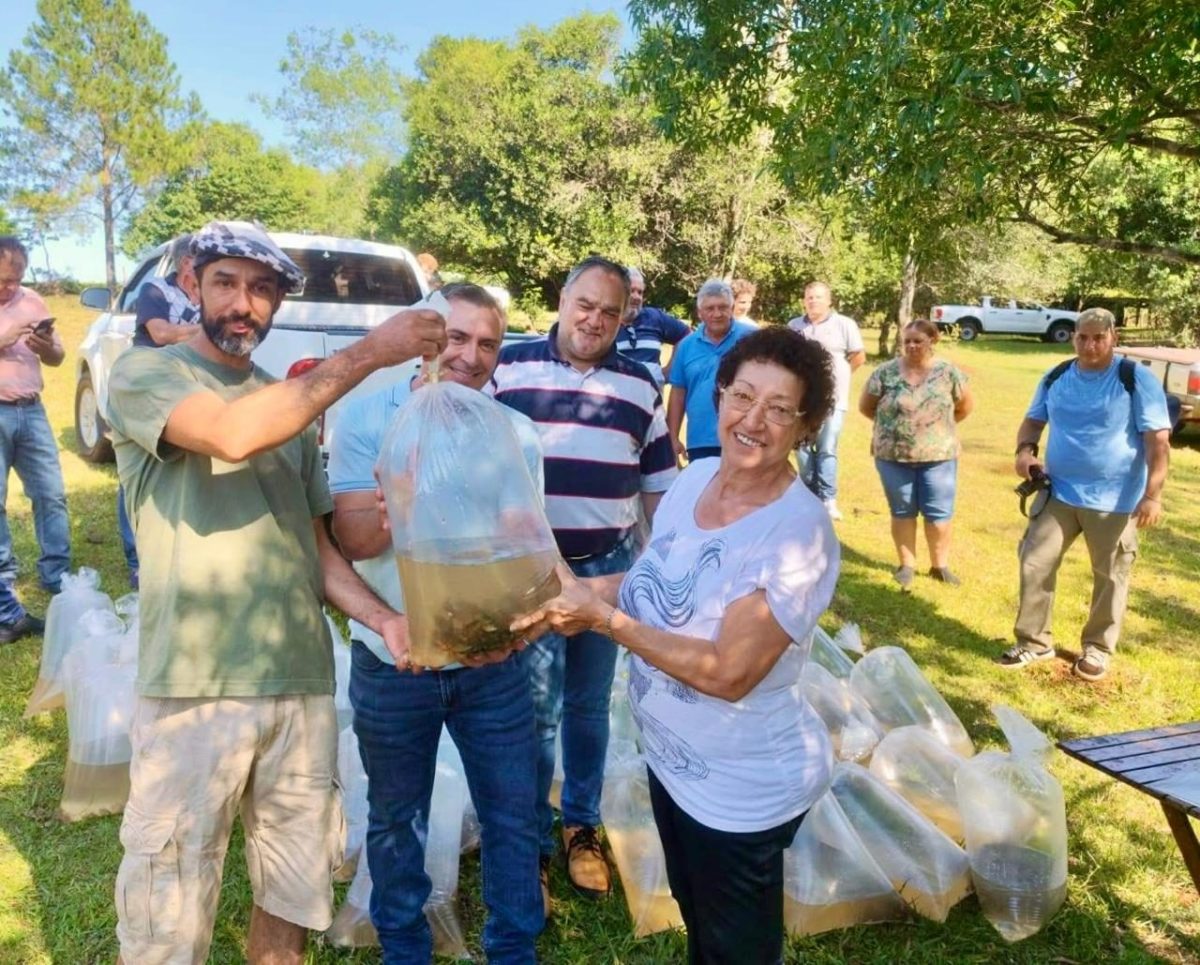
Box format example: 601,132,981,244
489,325,679,558
613,307,692,386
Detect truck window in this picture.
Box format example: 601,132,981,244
283,249,423,306
118,255,166,314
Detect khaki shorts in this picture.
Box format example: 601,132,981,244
115,694,344,965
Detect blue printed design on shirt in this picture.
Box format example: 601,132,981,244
618,537,723,629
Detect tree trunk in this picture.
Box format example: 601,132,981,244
102,149,117,292
880,247,919,357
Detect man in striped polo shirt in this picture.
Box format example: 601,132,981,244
613,267,691,387
490,256,678,903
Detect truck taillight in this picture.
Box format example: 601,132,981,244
934,307,943,320
286,358,325,444
1189,370,1200,396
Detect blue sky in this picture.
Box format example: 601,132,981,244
3,0,631,281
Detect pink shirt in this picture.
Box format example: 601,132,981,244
0,286,50,401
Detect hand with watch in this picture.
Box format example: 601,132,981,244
1014,440,1043,481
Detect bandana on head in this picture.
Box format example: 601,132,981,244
190,221,305,294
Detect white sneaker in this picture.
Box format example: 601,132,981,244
824,499,843,521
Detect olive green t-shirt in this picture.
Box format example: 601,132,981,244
107,343,334,698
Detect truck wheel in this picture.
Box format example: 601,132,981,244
958,319,981,341
1047,321,1074,343
75,371,115,463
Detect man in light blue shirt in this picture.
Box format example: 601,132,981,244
666,278,756,462
327,284,546,961
1002,308,1171,682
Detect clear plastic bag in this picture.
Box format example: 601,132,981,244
378,381,559,667
869,725,968,841
829,762,972,922
956,705,1067,942
809,625,856,679
60,609,136,821
335,727,369,883
327,615,353,731
784,789,908,936
326,729,472,958
800,661,885,763
849,646,974,758
600,757,684,938
25,568,114,717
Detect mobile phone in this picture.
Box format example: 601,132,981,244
33,317,55,336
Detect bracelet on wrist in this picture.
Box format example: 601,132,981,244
603,606,617,640
1016,442,1039,457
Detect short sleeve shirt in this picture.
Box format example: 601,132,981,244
327,378,545,666
668,322,757,449
106,344,333,698
788,312,864,411
132,273,199,348
1027,358,1170,513
614,307,692,386
865,359,968,462
618,460,838,832
0,286,50,401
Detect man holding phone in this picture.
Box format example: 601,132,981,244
0,237,70,595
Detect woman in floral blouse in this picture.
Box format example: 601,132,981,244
859,319,974,589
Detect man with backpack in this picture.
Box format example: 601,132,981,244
1001,308,1171,681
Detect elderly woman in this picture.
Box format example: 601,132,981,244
514,327,839,964
859,319,974,589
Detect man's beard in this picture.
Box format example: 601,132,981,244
201,310,272,357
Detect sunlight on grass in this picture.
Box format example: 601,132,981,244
0,303,1196,962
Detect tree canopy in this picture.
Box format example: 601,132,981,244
0,0,193,289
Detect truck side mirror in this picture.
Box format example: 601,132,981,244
80,287,112,311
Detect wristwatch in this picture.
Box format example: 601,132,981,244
1015,442,1039,457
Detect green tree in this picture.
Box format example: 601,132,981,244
0,0,192,290
123,122,341,255
626,0,1200,265
368,14,661,302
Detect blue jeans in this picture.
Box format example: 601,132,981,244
117,484,138,572
350,643,542,964
797,408,846,502
0,578,26,625
522,533,638,854
0,400,70,591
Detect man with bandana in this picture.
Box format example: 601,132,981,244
105,221,446,965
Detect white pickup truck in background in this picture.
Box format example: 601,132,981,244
932,296,1081,343
1114,345,1199,434
75,231,438,463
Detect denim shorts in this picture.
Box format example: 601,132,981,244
874,458,958,521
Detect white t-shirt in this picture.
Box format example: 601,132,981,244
617,459,838,832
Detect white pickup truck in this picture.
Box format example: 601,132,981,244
932,297,1081,343
75,231,440,463
1114,345,1199,434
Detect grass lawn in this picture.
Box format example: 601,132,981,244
1,299,1198,963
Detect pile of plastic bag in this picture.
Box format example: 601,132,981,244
326,617,471,958
785,624,1067,943
22,569,142,822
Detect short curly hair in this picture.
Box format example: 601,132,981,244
713,327,836,440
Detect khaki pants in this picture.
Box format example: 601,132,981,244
115,695,344,965
1014,497,1138,659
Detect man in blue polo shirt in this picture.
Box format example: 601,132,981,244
666,278,756,462
1002,308,1170,682
328,284,545,960
613,267,691,387
490,256,677,903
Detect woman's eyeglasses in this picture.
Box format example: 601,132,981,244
719,386,804,426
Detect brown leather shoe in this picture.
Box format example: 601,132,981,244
562,824,611,899
539,854,552,919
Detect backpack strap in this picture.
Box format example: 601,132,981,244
1044,357,1137,396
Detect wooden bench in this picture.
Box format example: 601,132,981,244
1059,722,1200,892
